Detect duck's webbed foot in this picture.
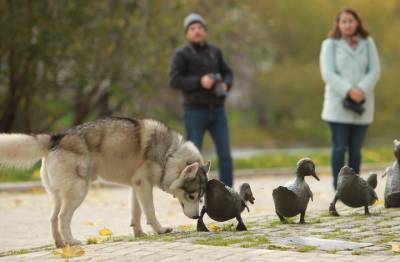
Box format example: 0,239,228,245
299,211,306,224
276,211,287,223
329,194,340,216
364,206,371,216
236,215,247,231
196,206,209,232
329,204,340,216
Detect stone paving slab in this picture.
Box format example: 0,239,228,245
1,241,398,262
274,236,373,251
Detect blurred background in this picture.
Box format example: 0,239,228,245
0,0,399,181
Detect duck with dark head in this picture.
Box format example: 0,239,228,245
273,158,319,224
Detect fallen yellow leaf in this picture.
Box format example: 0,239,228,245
31,187,45,194
177,225,192,231
82,220,96,226
208,224,221,232
392,243,400,252
53,245,85,258
32,170,41,178
87,236,102,245
99,227,112,236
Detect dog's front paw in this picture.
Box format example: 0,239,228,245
133,228,146,238
65,238,82,246
55,240,66,248
157,227,173,234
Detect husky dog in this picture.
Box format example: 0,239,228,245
0,117,210,247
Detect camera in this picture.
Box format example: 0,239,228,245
342,96,365,115
209,73,227,98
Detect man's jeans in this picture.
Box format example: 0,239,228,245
329,122,369,190
184,106,233,187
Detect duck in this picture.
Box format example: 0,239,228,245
329,166,378,216
197,179,255,232
383,139,400,208
272,158,319,224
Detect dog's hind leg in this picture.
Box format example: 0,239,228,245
50,192,64,247
58,178,89,246
130,188,146,237
41,160,65,247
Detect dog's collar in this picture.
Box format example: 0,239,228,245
160,152,175,191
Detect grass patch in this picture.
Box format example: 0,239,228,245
268,217,296,227
228,146,392,170
351,249,368,255
381,236,397,244
296,245,317,252
267,244,291,251
239,235,269,248
323,228,343,239
195,236,243,247
307,217,322,224
0,164,41,183
0,245,53,257
327,249,338,254
220,223,236,231
194,235,268,248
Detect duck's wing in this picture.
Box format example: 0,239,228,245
205,179,237,221
304,183,313,201
358,177,378,203
358,177,370,189
206,179,233,203
272,186,301,217
273,186,298,205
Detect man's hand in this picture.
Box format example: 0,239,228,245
201,74,215,90
222,83,228,92
348,87,365,103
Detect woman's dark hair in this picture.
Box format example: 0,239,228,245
327,8,369,38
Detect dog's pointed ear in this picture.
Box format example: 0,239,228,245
202,160,211,174
182,162,199,180
169,162,200,191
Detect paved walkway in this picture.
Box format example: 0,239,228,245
0,167,397,261
1,241,397,262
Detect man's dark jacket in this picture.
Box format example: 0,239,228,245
169,42,233,108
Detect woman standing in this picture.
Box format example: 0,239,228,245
319,8,380,190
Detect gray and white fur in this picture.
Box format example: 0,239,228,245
0,117,209,247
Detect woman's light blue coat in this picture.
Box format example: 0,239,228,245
319,37,380,124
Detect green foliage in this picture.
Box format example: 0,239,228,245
0,0,399,146
210,146,393,171
0,164,41,183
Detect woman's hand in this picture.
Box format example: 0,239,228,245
348,87,365,103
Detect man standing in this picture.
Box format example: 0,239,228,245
169,13,234,187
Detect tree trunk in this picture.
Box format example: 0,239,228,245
0,49,19,132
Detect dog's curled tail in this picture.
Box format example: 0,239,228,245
0,133,51,169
